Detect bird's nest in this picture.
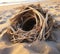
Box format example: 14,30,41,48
6,4,55,43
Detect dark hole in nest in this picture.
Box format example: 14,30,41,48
22,18,36,31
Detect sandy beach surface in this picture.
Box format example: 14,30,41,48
0,0,60,54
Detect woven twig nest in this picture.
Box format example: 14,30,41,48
7,4,54,43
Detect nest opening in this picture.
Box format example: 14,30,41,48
22,18,36,31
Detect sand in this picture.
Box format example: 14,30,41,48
0,0,60,54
